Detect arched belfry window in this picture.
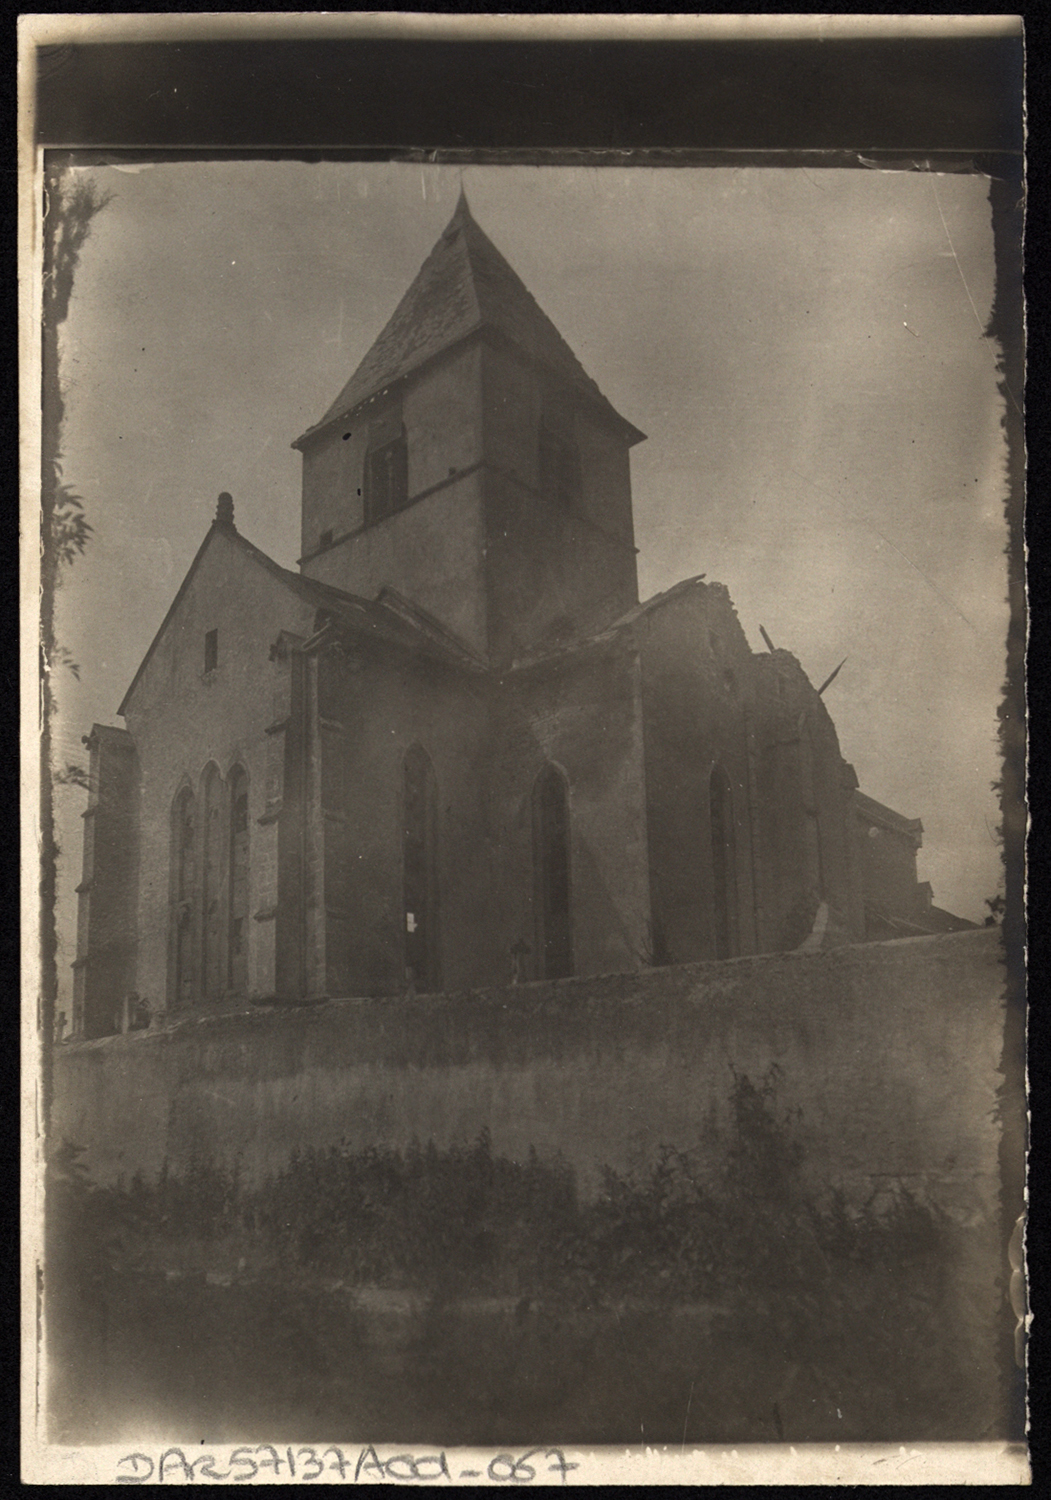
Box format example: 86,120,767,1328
201,763,225,1002
533,764,573,979
710,765,739,960
228,766,249,994
403,745,440,993
170,784,196,1008
364,406,408,526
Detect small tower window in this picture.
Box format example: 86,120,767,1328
204,629,218,673
364,407,408,525
319,528,334,550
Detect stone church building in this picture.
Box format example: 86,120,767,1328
71,194,970,1040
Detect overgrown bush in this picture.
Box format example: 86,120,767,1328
45,1066,985,1443
47,1067,955,1306
257,1130,579,1295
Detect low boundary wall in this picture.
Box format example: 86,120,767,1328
50,928,1014,1421
53,929,1007,1215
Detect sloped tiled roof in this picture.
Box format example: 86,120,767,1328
117,517,482,714
294,192,645,448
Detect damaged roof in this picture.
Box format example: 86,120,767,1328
854,790,924,842
504,575,714,673
303,581,487,673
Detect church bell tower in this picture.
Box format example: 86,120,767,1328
293,192,646,666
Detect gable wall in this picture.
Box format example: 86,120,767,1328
121,529,319,1014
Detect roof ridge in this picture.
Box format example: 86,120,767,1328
456,212,606,403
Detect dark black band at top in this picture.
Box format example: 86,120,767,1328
34,35,1024,156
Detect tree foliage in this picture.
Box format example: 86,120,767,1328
41,167,110,599
49,465,92,571
39,164,111,1117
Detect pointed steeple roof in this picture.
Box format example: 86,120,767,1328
294,195,644,448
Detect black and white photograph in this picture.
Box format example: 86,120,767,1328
24,17,1027,1486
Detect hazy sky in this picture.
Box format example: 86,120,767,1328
51,160,1009,992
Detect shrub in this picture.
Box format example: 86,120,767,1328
45,1068,976,1442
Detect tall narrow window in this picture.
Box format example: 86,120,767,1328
710,765,739,960
201,764,225,1001
319,651,349,996
364,408,408,525
403,745,440,992
171,785,196,1008
533,764,573,979
204,629,218,673
228,766,249,994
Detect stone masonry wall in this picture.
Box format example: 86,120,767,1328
53,928,1006,1204
52,928,1011,1396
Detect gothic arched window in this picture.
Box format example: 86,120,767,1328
201,763,225,1002
170,784,196,1008
228,765,249,994
710,765,739,960
533,764,573,979
403,745,441,993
